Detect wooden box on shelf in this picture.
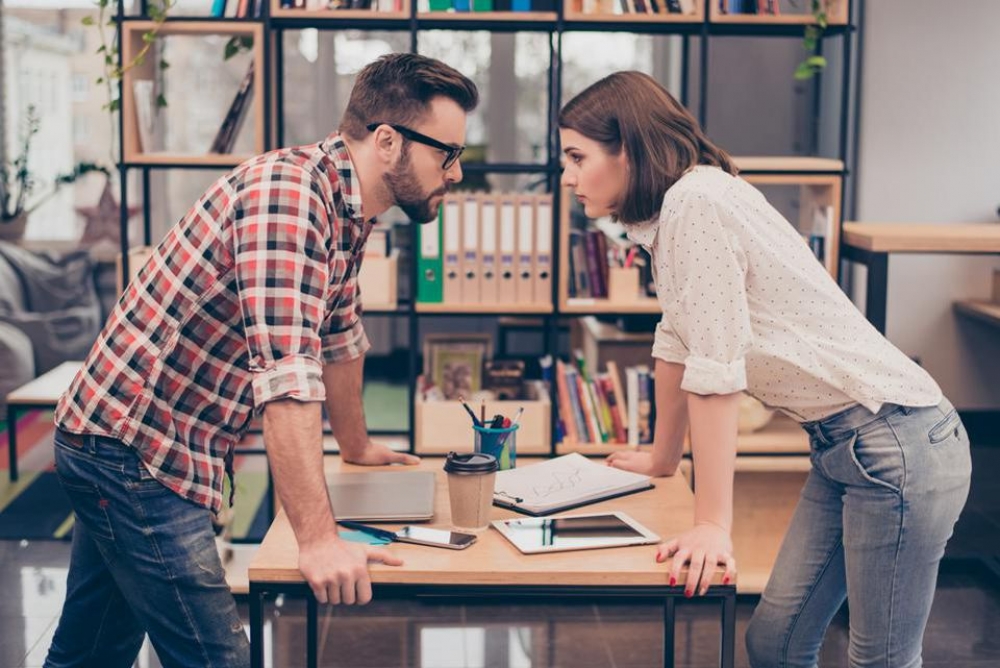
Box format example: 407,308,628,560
709,0,847,25
576,316,654,382
121,21,265,167
358,249,399,311
564,0,703,23
737,157,844,278
270,0,410,19
413,380,551,455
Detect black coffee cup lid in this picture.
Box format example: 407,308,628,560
444,451,498,474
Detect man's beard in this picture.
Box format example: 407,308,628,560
383,144,447,224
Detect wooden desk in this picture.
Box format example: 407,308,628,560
249,458,736,668
5,361,81,482
840,222,1000,333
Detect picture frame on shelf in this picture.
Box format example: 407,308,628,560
423,333,493,401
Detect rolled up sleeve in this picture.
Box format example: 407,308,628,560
232,162,331,406
658,191,753,396
651,316,688,365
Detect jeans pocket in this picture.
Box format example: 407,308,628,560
58,477,116,542
928,410,962,444
848,422,904,494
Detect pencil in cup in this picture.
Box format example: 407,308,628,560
473,423,519,470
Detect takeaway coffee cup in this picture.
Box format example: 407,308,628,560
443,451,498,532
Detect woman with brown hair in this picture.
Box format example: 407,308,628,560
559,71,970,667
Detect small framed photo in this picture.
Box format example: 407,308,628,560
423,334,493,401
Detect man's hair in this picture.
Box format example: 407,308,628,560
559,71,736,225
340,53,479,140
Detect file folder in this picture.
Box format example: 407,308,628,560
498,194,518,304
516,194,536,304
479,194,499,304
416,209,443,303
534,194,553,305
460,194,481,303
442,194,463,304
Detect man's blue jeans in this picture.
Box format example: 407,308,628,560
44,430,250,668
746,399,972,668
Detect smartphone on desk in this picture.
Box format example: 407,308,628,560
395,526,477,550
338,520,477,550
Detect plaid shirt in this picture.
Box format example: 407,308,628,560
56,134,373,513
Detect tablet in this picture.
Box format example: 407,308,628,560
491,511,660,555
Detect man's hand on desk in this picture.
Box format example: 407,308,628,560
299,535,403,605
605,450,677,477
658,523,736,597
342,441,420,467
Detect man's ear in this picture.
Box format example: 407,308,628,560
372,125,399,165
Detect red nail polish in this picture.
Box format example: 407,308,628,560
685,591,692,598
669,577,676,586
722,576,730,585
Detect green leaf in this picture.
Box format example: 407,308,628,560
98,0,110,7
224,37,239,60
156,94,168,108
142,32,155,44
108,98,120,112
96,44,105,53
806,55,827,68
794,62,817,80
96,77,104,84
81,15,95,26
159,59,170,70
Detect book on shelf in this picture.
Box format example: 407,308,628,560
209,62,254,155
132,79,156,154
553,353,652,447
493,452,653,516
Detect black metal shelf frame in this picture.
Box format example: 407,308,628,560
114,0,861,457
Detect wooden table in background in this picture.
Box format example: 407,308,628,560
249,457,736,668
841,222,1000,333
5,361,81,482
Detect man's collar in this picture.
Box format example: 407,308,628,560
321,133,365,222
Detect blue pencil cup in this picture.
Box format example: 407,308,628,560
473,424,519,470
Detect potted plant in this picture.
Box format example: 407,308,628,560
0,106,110,242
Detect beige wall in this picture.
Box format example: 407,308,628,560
855,0,1000,409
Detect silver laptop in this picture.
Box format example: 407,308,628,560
326,471,435,522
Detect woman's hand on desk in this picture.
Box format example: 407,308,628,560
658,523,736,597
299,536,403,605
343,441,420,466
605,450,676,477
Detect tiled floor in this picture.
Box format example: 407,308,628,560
2,448,999,668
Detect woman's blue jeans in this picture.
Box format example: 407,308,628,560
44,430,250,668
746,399,971,668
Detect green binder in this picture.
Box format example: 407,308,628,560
416,209,444,303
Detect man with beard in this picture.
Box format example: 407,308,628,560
45,53,478,668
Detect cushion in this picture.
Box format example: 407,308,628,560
0,241,98,314
0,321,35,415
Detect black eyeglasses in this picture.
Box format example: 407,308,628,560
366,122,465,171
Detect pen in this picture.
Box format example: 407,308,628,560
498,407,524,446
480,399,486,425
458,396,482,427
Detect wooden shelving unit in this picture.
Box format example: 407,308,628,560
120,21,265,166
270,0,410,20
417,10,557,21
415,302,553,314
954,299,1000,330
709,0,848,25
556,413,808,456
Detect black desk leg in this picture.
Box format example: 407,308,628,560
250,586,264,668
719,590,736,668
7,405,17,483
866,252,889,335
307,594,318,668
663,597,675,668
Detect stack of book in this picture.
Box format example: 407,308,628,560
566,0,695,16
543,353,655,447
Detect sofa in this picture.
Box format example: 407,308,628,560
0,241,104,414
